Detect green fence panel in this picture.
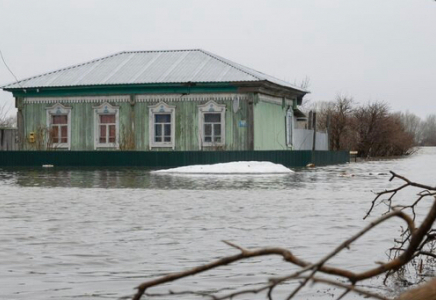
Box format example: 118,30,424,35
0,150,349,168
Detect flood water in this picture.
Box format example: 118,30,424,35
1,147,435,300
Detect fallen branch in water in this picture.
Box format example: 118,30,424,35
130,173,436,300
365,171,436,286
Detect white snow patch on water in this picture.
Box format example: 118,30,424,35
151,161,294,174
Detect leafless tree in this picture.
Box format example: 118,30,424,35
311,98,416,156
420,115,436,146
353,101,391,156
338,101,414,157
391,113,436,147
0,102,16,128
128,173,436,300
296,75,311,91
395,111,422,144
315,95,356,151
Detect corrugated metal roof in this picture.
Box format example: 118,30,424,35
2,49,307,92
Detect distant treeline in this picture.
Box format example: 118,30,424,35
309,96,436,157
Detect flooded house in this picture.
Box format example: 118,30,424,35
2,49,312,151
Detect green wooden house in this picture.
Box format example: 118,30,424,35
2,49,308,151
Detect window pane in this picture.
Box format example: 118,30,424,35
51,126,59,137
51,126,59,143
205,113,220,123
204,124,212,135
52,115,67,124
164,124,171,136
214,137,221,143
155,137,162,142
205,137,212,142
61,137,68,143
60,126,67,138
164,137,171,142
100,125,106,143
109,125,116,138
155,114,171,123
100,114,115,123
155,124,162,137
108,125,116,143
214,124,221,135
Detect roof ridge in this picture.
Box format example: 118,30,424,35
199,49,306,92
122,49,201,54
243,64,307,92
2,51,127,88
198,49,262,81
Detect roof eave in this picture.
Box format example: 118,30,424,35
235,80,309,104
4,80,310,105
5,82,241,97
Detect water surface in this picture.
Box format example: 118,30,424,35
1,147,435,300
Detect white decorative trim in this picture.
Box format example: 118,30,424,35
259,94,294,106
149,102,176,149
198,100,226,149
93,102,120,150
46,103,72,150
23,94,249,104
286,108,294,148
137,93,248,103
232,97,240,113
24,95,130,104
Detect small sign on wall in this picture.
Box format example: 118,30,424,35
238,120,247,127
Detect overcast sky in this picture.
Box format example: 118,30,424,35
0,0,435,118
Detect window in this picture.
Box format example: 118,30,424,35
203,113,222,143
46,103,71,149
99,114,116,144
149,102,175,149
51,115,68,144
198,101,226,148
93,102,119,149
154,114,172,143
286,108,294,147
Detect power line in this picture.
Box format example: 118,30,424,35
0,49,25,91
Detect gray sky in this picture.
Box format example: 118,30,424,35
1,0,435,118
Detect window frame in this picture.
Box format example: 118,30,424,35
98,114,117,144
198,101,226,148
93,102,120,149
149,102,175,149
46,103,71,149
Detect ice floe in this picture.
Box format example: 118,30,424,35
151,161,293,175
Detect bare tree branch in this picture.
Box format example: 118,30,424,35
131,173,436,300
364,171,436,219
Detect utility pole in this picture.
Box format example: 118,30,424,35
312,112,317,151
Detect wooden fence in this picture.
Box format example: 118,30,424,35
0,128,18,151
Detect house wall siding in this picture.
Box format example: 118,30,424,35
20,95,251,151
253,97,288,150
70,103,92,149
